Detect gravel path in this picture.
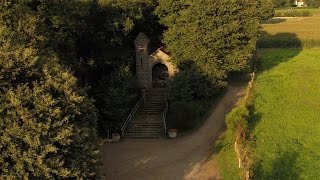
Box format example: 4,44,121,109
101,85,245,180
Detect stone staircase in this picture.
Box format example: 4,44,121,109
125,89,166,138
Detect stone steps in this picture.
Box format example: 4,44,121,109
124,132,162,138
124,88,166,139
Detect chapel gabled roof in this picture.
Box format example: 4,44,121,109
150,46,171,58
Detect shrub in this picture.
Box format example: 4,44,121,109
226,105,249,141
274,9,312,17
92,66,140,137
167,101,205,131
168,64,224,103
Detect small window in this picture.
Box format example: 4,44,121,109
140,58,143,68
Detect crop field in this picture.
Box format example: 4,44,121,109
251,48,320,179
258,9,320,48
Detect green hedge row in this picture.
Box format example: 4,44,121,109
274,10,311,17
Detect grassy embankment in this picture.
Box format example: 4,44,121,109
217,8,320,180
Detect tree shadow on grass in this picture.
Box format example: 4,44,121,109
257,32,302,49
253,151,300,180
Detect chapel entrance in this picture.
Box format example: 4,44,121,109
152,63,169,88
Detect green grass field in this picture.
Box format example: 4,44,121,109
254,10,320,179
218,8,320,180
251,48,320,179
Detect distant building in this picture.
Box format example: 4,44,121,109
295,0,306,7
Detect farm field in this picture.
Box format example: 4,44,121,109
251,48,320,179
258,9,320,48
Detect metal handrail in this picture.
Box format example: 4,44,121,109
121,94,146,136
162,92,168,134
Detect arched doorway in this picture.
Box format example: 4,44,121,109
152,63,169,88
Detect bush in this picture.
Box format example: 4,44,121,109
92,66,140,137
167,101,205,131
274,9,312,17
226,105,249,141
168,64,225,103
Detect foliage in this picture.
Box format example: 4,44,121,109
0,1,100,178
156,0,260,84
226,105,249,141
157,0,262,134
168,64,224,103
217,69,256,179
23,0,161,133
98,0,162,36
257,0,275,21
271,0,295,7
305,0,320,6
271,0,320,7
167,101,207,131
251,49,320,179
92,66,140,136
274,9,311,17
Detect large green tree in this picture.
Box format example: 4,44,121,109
271,0,293,7
156,0,260,88
257,0,275,21
0,1,100,178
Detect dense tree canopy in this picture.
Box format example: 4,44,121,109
0,1,100,178
156,0,260,90
272,0,294,7
258,0,275,21
305,0,320,6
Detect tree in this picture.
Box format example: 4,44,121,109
156,0,260,88
92,66,140,136
305,0,320,7
0,2,100,178
271,0,292,7
257,0,275,21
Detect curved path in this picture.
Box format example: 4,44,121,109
101,85,245,180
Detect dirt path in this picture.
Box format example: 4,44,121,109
101,85,245,180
